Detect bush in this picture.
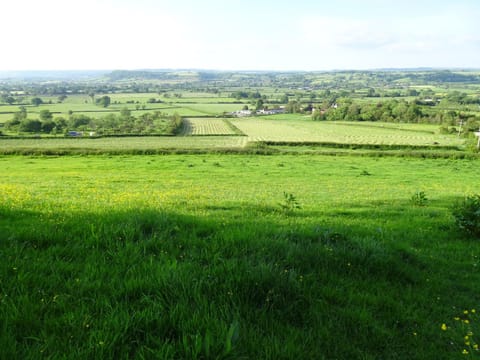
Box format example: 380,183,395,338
452,195,480,238
411,191,428,206
279,192,301,214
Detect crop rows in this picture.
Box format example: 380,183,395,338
230,118,465,146
181,118,238,136
0,136,248,152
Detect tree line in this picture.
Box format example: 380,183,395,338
309,98,480,135
4,107,183,136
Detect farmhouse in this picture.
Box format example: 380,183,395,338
231,107,286,117
256,107,286,115
231,109,253,117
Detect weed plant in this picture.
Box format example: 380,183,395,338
452,194,480,238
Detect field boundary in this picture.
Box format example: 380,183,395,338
261,140,462,151
1,145,478,159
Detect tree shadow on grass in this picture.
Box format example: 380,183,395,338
0,198,478,359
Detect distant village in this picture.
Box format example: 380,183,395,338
230,103,340,117
230,106,286,117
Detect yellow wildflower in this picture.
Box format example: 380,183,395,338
462,349,468,355
441,323,448,331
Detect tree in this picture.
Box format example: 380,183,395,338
255,99,264,111
53,117,67,131
1,95,15,105
39,109,53,122
31,97,43,106
14,106,28,121
120,107,131,120
96,95,111,108
405,103,422,123
69,114,92,128
285,100,302,114
19,119,42,133
57,95,68,103
408,89,419,96
345,104,361,121
41,120,56,133
367,88,378,97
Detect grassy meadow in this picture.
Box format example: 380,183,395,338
1,70,480,358
1,154,479,358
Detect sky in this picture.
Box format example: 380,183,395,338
1,0,479,71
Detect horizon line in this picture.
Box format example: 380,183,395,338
1,66,480,73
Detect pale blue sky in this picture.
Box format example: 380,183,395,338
1,0,479,71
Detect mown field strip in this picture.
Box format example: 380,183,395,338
230,118,465,146
181,118,237,136
0,136,248,150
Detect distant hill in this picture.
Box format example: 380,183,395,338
1,68,479,84
105,69,232,82
0,70,110,81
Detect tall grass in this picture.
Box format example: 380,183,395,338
1,154,479,358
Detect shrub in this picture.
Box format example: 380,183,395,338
279,192,301,214
410,191,428,206
452,195,480,237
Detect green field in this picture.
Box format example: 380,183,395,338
0,93,245,130
181,118,240,136
1,70,480,358
1,154,479,358
0,116,468,154
231,116,465,146
0,136,249,153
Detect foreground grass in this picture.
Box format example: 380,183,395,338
1,155,479,359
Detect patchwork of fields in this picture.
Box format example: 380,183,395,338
0,116,467,153
1,79,479,358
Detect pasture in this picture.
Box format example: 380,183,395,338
1,70,479,358
230,116,465,147
1,154,479,358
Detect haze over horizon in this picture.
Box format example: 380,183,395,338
2,0,479,72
